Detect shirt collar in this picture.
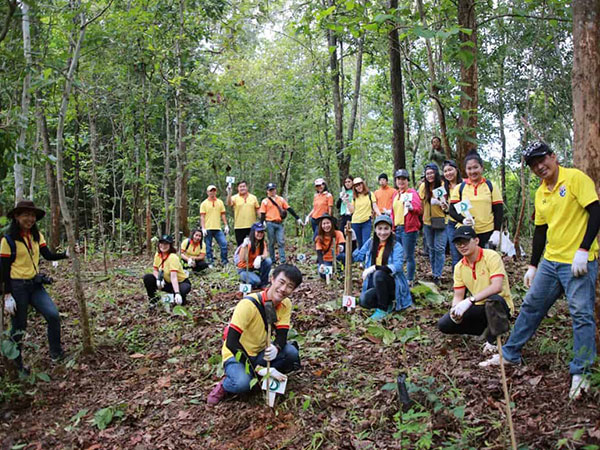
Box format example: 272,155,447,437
465,177,487,187
461,246,483,268
541,165,565,192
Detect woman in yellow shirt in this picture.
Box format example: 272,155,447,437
181,229,209,273
348,177,381,249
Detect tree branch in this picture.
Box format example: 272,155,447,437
83,0,114,28
478,13,570,28
0,0,17,43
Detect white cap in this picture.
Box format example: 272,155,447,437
206,185,217,193
314,178,325,186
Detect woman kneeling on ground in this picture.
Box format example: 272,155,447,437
181,229,209,273
1,201,69,373
352,215,412,320
315,214,345,279
143,235,191,306
236,222,272,289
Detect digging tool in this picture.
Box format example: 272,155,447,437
264,299,278,407
342,223,354,310
331,237,337,276
485,299,517,450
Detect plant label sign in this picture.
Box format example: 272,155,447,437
343,295,356,311
455,199,473,218
261,376,288,407
297,253,306,262
239,283,252,294
400,193,412,215
226,176,235,185
322,265,333,276
162,294,174,304
433,186,446,199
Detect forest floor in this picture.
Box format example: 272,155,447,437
1,240,599,450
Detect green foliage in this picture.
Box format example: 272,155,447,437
92,403,127,430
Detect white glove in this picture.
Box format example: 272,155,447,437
4,295,16,316
523,265,537,288
362,265,376,280
52,261,59,268
405,202,413,211
431,198,441,206
339,192,347,200
242,237,251,247
189,259,196,268
224,225,230,235
226,184,232,194
450,298,473,321
318,264,326,274
156,279,165,290
305,214,311,225
174,293,183,305
65,247,70,257
462,217,475,227
571,249,589,277
296,218,304,227
202,228,208,237
253,255,262,269
257,367,287,381
489,230,501,247
264,344,279,361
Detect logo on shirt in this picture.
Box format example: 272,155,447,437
559,186,567,197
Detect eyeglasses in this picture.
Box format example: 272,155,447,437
454,240,471,248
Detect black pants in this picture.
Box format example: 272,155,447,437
234,228,251,246
143,273,192,304
477,230,493,249
360,270,395,311
184,260,209,272
437,294,509,344
339,214,352,234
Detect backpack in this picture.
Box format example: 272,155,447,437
223,293,270,340
0,235,17,294
458,179,493,201
233,243,245,266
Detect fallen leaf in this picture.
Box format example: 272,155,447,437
130,353,146,359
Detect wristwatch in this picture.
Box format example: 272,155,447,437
468,296,477,304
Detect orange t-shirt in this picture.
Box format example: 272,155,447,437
236,243,263,269
315,230,345,262
311,192,334,219
259,196,289,222
375,186,395,211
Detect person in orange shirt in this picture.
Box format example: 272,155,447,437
236,222,272,288
314,214,345,279
374,173,395,215
306,178,334,240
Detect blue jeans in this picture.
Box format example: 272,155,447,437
352,219,372,251
205,229,228,264
222,343,300,394
502,258,598,374
423,224,446,278
446,222,461,267
11,280,63,364
238,257,273,288
395,226,418,282
266,221,286,263
310,217,319,241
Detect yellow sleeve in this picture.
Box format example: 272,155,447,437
200,200,208,215
450,184,460,203
152,253,161,268
534,189,546,225
39,232,47,247
491,182,503,204
418,183,426,200
229,299,255,333
275,299,292,330
453,264,465,289
219,200,226,214
252,195,260,209
486,250,507,278
167,253,182,272
0,237,11,257
572,169,600,208
181,239,189,254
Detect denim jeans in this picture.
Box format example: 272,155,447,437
222,343,300,394
238,257,273,288
205,229,228,264
11,280,62,363
423,224,446,278
310,217,319,241
395,226,418,282
360,270,395,310
446,222,461,267
352,219,372,251
266,221,286,263
502,258,598,374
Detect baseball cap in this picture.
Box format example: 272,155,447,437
523,141,552,165
373,214,393,227
206,185,217,193
266,182,276,190
452,226,476,243
394,169,409,179
314,178,325,186
378,173,388,181
251,222,266,232
352,177,364,185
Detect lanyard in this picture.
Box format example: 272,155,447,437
22,234,39,274
158,252,169,269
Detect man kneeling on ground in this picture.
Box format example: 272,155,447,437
438,226,514,353
207,264,303,405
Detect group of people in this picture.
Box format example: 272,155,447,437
1,140,597,407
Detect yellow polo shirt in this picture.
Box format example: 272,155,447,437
200,198,226,230
231,193,259,229
352,192,376,224
392,191,407,226
450,178,502,234
534,166,599,263
180,238,206,258
418,183,445,226
0,232,47,279
453,248,513,313
153,252,187,283
222,291,292,363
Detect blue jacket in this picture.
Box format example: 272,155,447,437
352,238,412,310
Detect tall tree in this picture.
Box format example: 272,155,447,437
389,0,405,171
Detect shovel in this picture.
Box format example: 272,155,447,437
264,299,278,407
485,298,517,450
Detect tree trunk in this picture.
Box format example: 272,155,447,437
88,110,107,274
54,10,93,354
498,52,507,206
163,102,171,235
571,0,600,348
346,37,363,146
456,0,478,169
389,0,406,171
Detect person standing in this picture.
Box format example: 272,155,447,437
305,178,333,240
480,142,600,400
419,163,446,285
374,173,395,215
226,180,260,246
441,159,463,267
349,177,380,250
391,169,422,286
200,185,230,266
259,182,303,264
336,176,354,232
428,136,446,167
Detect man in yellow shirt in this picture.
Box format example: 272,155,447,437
226,180,260,246
200,185,230,265
207,264,303,405
480,142,600,400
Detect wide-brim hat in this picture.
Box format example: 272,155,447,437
158,234,174,244
7,200,46,221
317,213,338,229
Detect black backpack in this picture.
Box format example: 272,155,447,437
458,179,493,200
0,234,17,294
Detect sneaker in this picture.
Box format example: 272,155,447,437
482,342,497,355
369,309,389,321
478,353,519,368
569,375,590,400
50,350,66,363
207,380,227,405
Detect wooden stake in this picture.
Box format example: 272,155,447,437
344,223,352,297
497,335,517,450
332,237,337,275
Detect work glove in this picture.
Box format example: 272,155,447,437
202,228,208,237
156,279,165,290
462,217,475,227
253,256,262,269
52,261,59,268
226,184,232,194
189,259,196,268
450,298,473,322
224,225,230,235
4,295,16,316
361,265,376,280
173,293,183,305
257,367,287,382
523,265,537,288
296,218,304,227
243,237,251,247
318,264,326,274
305,214,311,225
405,202,413,211
571,249,589,277
339,192,347,200
431,198,441,206
264,344,279,361
489,230,501,247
